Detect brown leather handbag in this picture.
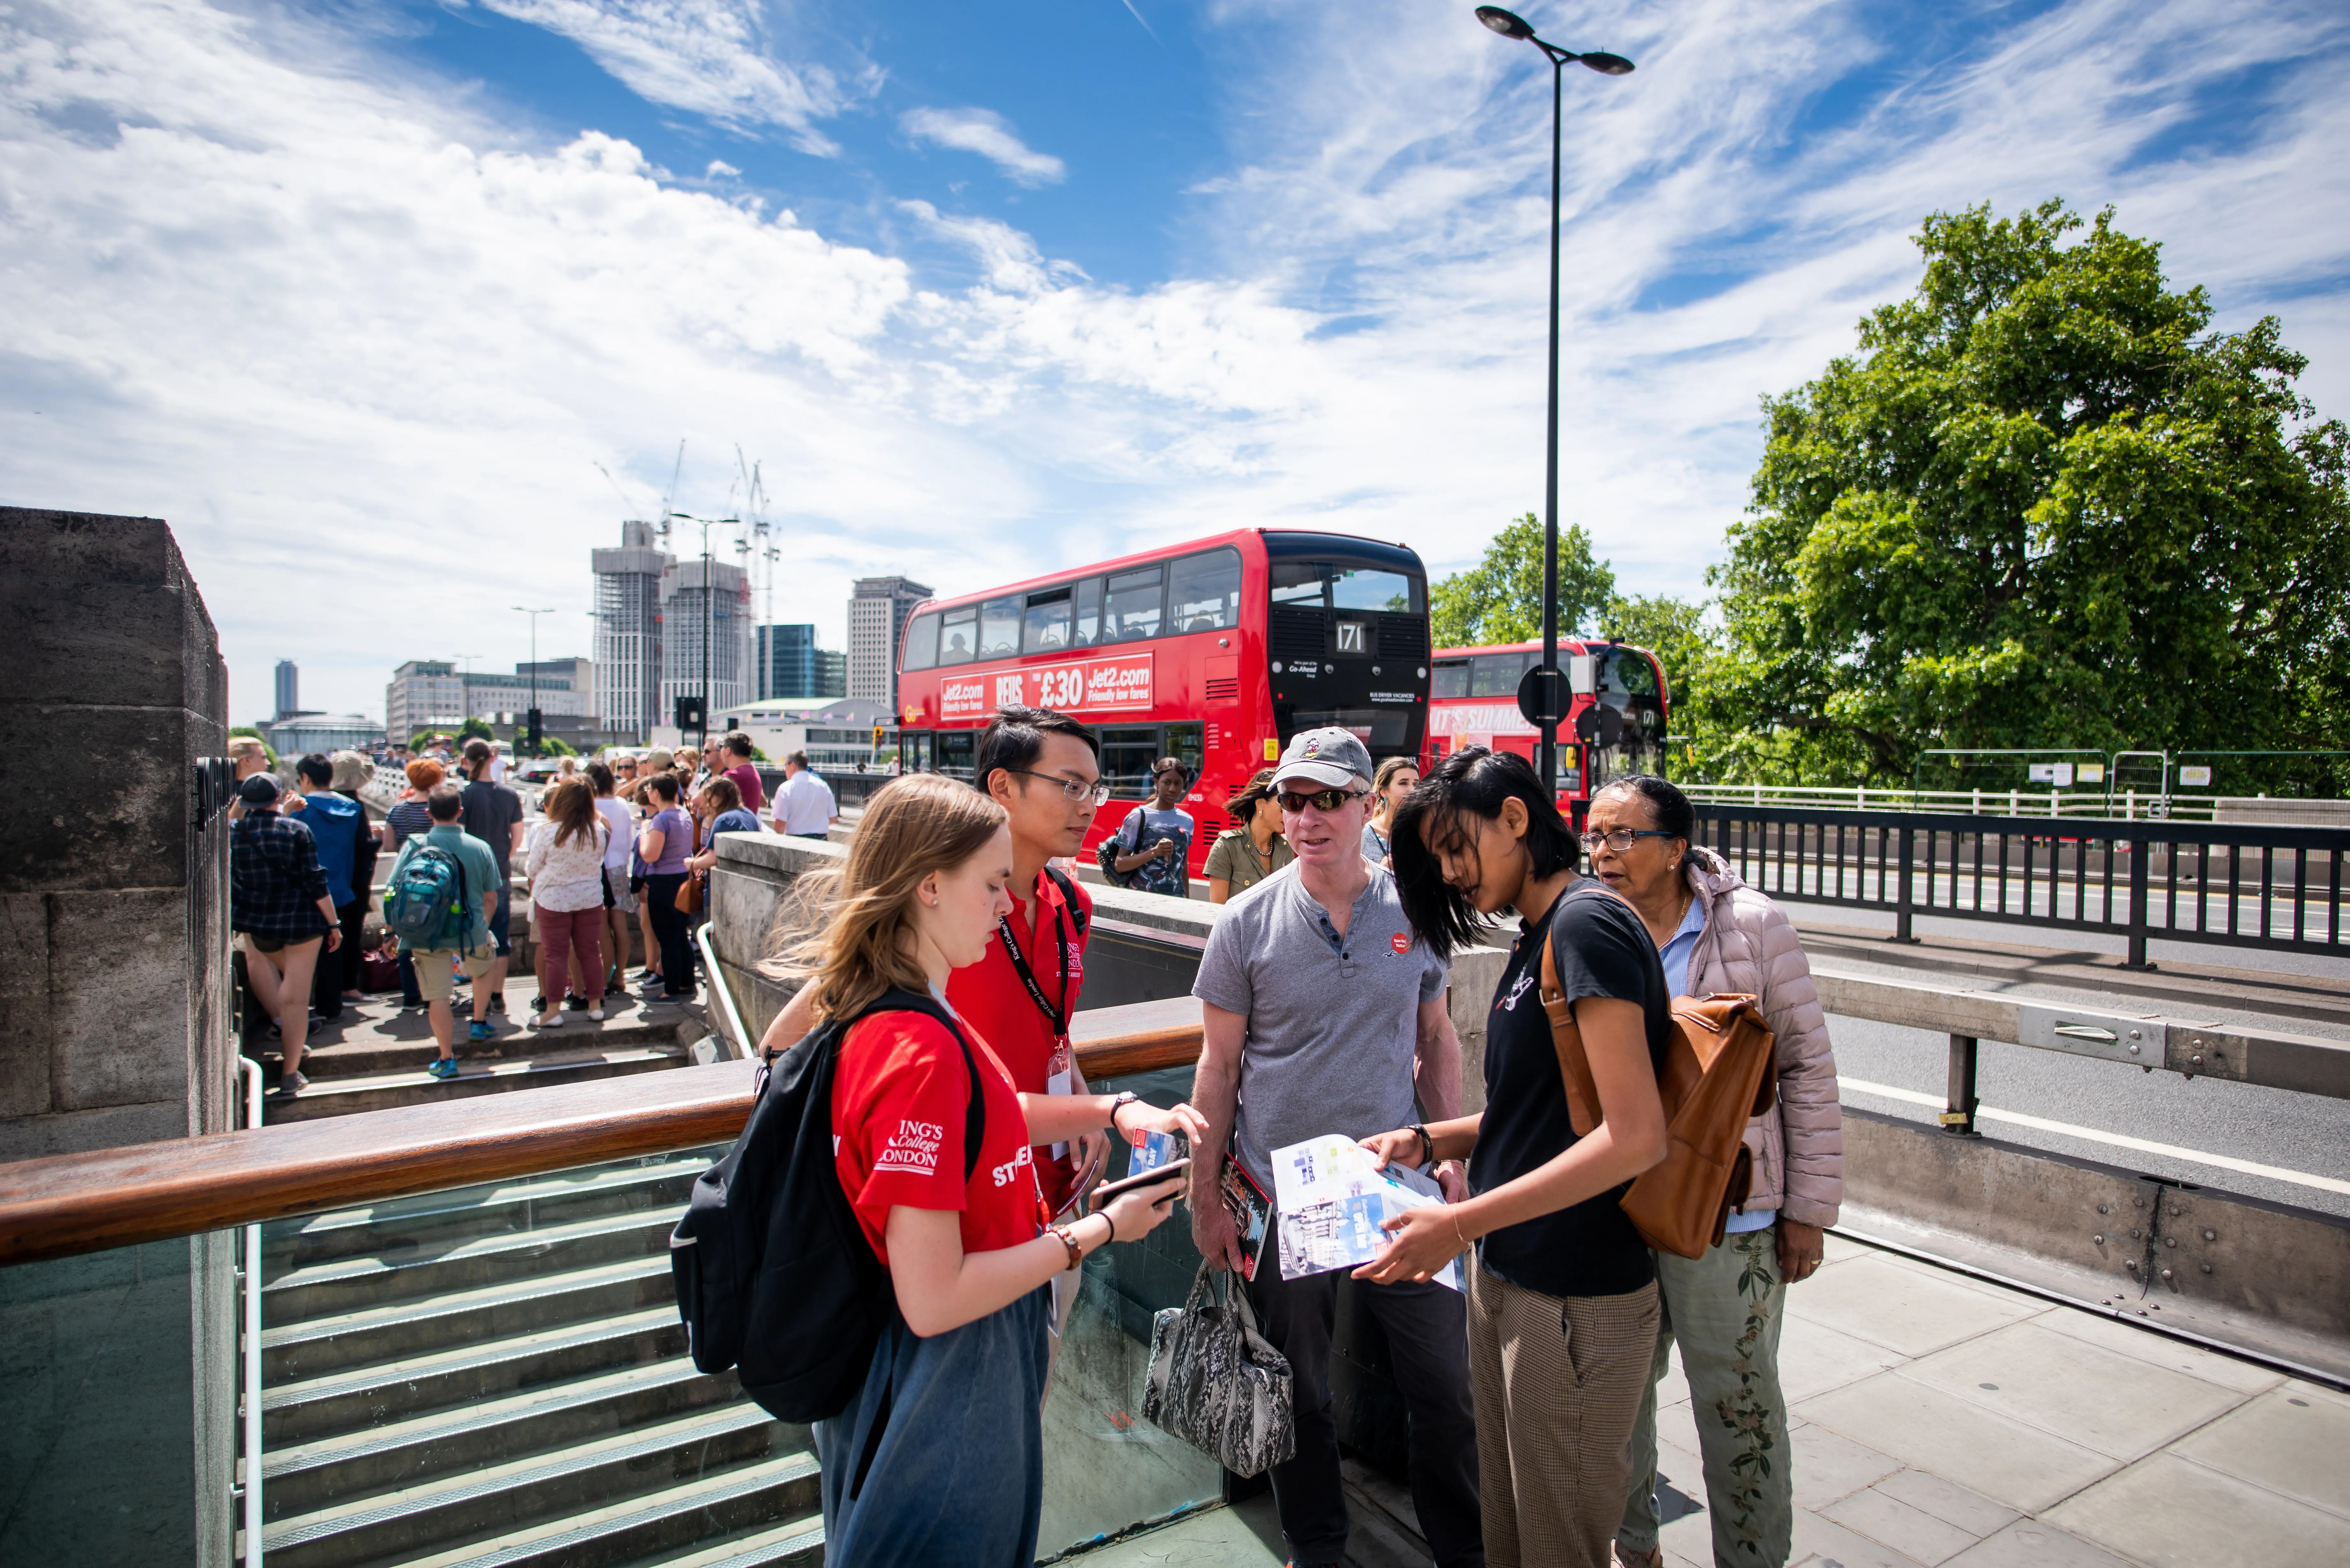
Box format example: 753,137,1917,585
1538,934,1778,1259
675,815,707,915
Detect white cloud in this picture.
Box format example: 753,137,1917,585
900,106,1066,187
471,0,862,152
0,0,2342,724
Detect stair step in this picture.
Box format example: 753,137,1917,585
286,1011,689,1078
263,1256,675,1382
264,1356,758,1521
629,1511,827,1568
261,1406,803,1568
263,1308,685,1446
265,1206,681,1323
401,1458,821,1568
264,1047,682,1123
264,1153,712,1269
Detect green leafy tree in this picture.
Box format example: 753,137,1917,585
1429,515,1616,648
1714,199,2350,785
458,716,495,744
539,736,579,758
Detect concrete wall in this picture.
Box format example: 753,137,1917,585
0,507,233,1156
0,507,235,1567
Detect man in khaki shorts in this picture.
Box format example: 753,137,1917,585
384,784,502,1082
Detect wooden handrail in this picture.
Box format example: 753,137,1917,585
0,999,1209,1267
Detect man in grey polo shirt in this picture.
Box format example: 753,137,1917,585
1188,727,1482,1568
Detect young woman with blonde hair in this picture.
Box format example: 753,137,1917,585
770,773,1203,1566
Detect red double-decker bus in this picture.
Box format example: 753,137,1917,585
1422,638,1670,824
894,529,1433,879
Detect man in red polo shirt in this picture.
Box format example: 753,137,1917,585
761,706,1114,1209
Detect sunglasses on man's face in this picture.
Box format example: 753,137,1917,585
1277,787,1368,814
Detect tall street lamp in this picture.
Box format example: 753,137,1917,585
1473,6,1632,795
514,606,554,756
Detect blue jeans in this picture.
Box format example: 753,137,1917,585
813,1287,1050,1566
488,883,513,958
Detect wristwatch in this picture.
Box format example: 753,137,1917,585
1106,1091,1143,1133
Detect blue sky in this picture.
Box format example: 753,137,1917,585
3,0,2346,723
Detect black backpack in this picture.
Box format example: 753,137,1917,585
670,988,984,1422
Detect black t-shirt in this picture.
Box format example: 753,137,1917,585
1469,881,1672,1299
461,780,525,877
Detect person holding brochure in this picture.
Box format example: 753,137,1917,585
765,773,1205,1567
1360,746,1672,1568
1186,727,1482,1568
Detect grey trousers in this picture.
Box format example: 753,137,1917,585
1616,1227,1793,1567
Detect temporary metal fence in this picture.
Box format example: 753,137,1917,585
1690,803,2349,965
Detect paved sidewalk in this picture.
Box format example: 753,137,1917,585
1076,1233,2350,1567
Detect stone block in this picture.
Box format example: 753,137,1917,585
49,888,192,1111
0,1097,188,1162
0,991,54,1118
0,893,50,999
0,703,193,893
2043,1449,2350,1568
0,508,214,709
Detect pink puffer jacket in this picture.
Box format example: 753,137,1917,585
1682,846,1842,1227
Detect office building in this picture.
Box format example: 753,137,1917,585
756,624,847,701
273,660,300,722
846,576,931,712
386,659,591,743
592,521,671,742
266,714,384,756
386,660,465,741
660,557,754,733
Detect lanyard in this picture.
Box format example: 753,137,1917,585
995,882,1073,1037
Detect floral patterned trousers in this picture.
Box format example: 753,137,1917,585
1615,1227,1793,1567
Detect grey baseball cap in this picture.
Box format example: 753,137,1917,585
1271,727,1374,791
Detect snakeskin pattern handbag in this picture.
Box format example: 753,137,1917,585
1141,1261,1296,1477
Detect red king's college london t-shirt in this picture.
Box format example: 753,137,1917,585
947,869,1092,1211
832,1008,1049,1267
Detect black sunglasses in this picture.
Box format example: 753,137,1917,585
1276,787,1368,814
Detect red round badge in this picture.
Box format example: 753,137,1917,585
1390,933,1411,955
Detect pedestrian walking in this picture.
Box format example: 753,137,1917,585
382,758,443,1008
1107,756,1196,896
383,783,500,1080
636,773,696,1002
718,730,767,816
588,760,636,996
231,773,341,1097
1186,727,1482,1568
288,753,367,1024
331,751,378,1001
1203,768,1293,904
459,738,527,1037
765,772,1199,1567
1361,756,1421,865
1597,778,1841,1568
774,749,838,838
1364,746,1672,1568
525,778,610,1028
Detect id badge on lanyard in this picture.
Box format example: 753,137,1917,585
997,892,1075,1151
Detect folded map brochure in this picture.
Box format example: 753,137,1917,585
1269,1134,1464,1292
1129,1127,1186,1177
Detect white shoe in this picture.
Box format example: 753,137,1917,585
539,1012,565,1029
587,1008,605,1021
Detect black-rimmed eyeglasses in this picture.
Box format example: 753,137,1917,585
1580,828,1676,852
1005,768,1112,806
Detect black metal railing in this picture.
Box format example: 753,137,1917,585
1690,804,2348,965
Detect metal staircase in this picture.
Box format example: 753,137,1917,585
247,1150,824,1567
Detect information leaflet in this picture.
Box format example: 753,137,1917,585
1268,1134,1464,1291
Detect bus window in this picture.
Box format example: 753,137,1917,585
1470,651,1533,697
979,596,1021,659
1269,561,1325,608
902,731,933,773
936,730,976,780
1104,566,1163,642
1164,722,1205,787
1330,568,1419,614
1168,547,1242,633
1431,660,1470,700
1023,586,1073,653
902,613,940,671
1098,725,1159,795
1600,647,1658,697
1071,577,1103,648
939,605,977,665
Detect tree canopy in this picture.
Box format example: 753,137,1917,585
1429,515,1616,648
1712,199,2350,784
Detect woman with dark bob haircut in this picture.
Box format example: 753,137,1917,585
1358,746,1672,1566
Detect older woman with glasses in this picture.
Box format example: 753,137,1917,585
1584,776,1843,1568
